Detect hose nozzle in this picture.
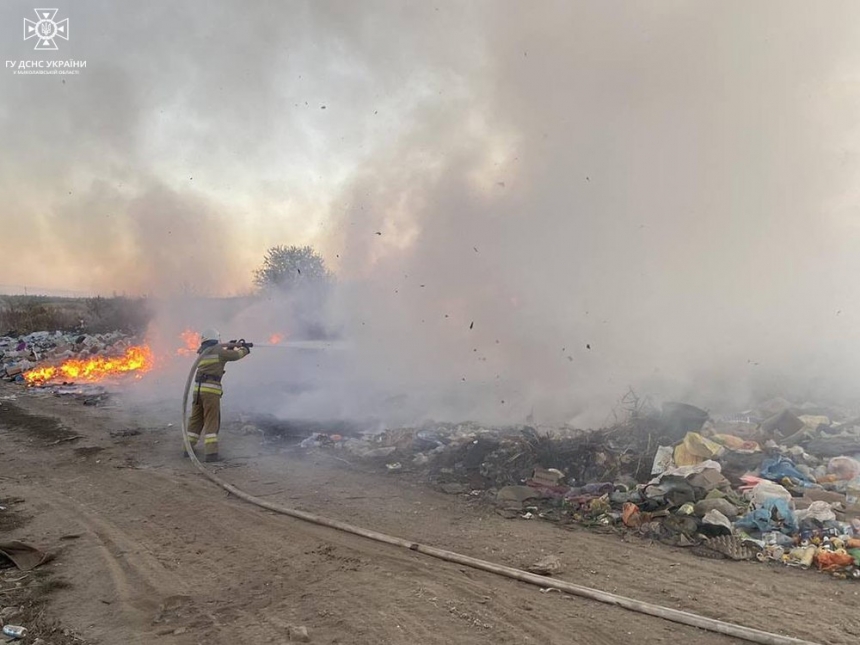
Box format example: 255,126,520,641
223,339,254,349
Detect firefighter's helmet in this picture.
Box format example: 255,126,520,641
200,328,220,342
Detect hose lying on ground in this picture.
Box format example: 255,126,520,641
181,348,820,645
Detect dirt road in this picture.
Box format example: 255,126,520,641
0,385,855,644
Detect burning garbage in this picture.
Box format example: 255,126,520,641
2,326,298,389
23,345,154,385
1,330,153,386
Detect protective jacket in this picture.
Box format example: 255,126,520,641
193,341,250,397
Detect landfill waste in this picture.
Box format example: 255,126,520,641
796,501,836,524
760,409,805,438
1,330,134,378
263,396,860,582
748,480,793,508
621,502,641,528
759,455,813,484
690,535,758,561
735,498,798,534
702,509,733,532
496,485,542,511
694,498,739,519
673,432,723,467
828,456,860,481
650,445,675,475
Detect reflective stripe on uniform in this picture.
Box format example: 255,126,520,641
187,433,199,440
198,357,221,367
204,434,218,444
197,384,222,395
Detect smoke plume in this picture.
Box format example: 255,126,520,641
4,1,860,423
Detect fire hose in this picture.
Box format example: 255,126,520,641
181,345,820,645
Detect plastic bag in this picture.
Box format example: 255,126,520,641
795,500,836,524
750,480,793,509
828,456,860,481
673,433,723,467
702,509,732,531
651,446,674,475
760,456,813,483
736,498,798,534
815,550,854,571
711,434,760,452
621,502,641,528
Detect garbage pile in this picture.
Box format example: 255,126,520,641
286,402,711,487
0,330,134,383
287,399,860,579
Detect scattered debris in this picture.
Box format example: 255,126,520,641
51,385,111,406
496,486,541,510
692,536,757,561
46,435,83,446
1,330,139,386
2,625,27,639
267,397,860,581
0,542,51,571
288,625,310,642
530,467,565,488
527,555,563,576
109,429,141,438
0,514,88,643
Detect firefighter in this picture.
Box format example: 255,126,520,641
185,328,250,462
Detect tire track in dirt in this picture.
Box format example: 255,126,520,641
18,486,202,643
35,466,739,645
0,393,748,644
43,488,188,604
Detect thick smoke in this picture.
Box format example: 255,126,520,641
295,2,860,424
4,2,860,424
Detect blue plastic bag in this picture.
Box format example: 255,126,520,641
759,456,812,483
735,498,798,534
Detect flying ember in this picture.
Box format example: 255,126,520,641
23,345,155,385
269,333,285,344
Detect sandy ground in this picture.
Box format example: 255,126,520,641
0,384,857,644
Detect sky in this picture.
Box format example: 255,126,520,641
4,1,860,423
0,0,488,295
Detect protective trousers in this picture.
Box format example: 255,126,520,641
186,390,221,457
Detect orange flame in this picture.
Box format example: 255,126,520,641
23,345,155,385
176,329,201,356
269,332,285,344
